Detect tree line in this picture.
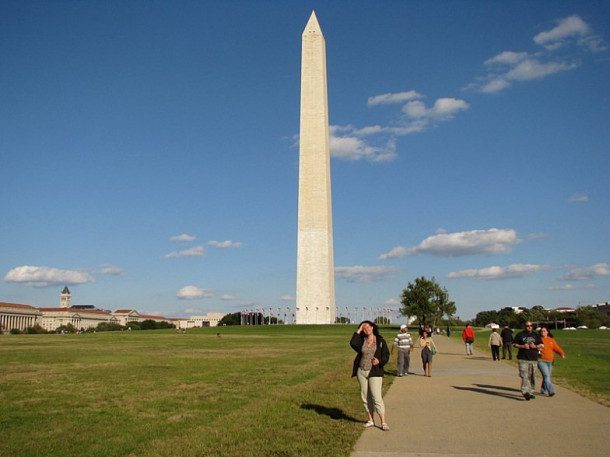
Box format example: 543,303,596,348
474,305,610,329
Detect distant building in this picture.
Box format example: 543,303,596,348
0,288,225,333
112,309,141,326
552,306,576,314
38,307,115,332
593,302,610,316
0,302,41,333
191,312,225,327
60,286,71,308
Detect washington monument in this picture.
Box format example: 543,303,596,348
296,12,336,325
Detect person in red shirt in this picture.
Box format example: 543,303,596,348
538,326,566,397
462,324,475,356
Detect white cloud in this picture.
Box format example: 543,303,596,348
330,128,398,162
176,286,214,299
505,58,577,81
562,263,610,281
367,90,423,106
485,51,530,66
297,88,467,163
533,15,591,49
403,98,469,120
378,246,410,260
380,228,522,259
335,265,399,283
280,295,295,302
164,245,205,259
170,233,196,242
4,265,96,288
568,192,589,203
480,78,511,94
207,240,243,249
219,294,236,300
549,283,595,291
464,15,605,94
447,263,552,280
99,264,124,276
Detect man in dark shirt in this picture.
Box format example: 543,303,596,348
500,325,513,360
513,321,542,400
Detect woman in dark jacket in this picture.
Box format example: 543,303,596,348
350,320,391,431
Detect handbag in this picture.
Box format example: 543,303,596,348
431,344,437,355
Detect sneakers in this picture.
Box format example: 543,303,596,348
364,421,375,428
382,423,390,431
524,393,531,401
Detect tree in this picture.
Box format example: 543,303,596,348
575,306,610,328
55,323,77,334
400,277,456,329
218,312,241,326
497,307,519,328
474,310,499,327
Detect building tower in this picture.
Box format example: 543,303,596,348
60,286,71,308
296,11,336,325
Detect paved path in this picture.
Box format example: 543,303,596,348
350,335,609,457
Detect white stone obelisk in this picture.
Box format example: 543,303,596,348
296,11,336,325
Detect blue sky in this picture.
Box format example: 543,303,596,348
1,1,609,320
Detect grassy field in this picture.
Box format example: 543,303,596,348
2,326,608,457
0,325,379,457
467,327,610,406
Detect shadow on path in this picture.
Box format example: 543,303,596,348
301,403,361,422
474,383,521,393
452,384,523,401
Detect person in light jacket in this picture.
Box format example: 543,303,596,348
488,327,503,361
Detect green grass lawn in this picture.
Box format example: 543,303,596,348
465,327,610,406
2,326,608,456
0,325,377,457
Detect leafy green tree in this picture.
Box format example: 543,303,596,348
400,277,456,329
497,307,519,328
55,323,77,334
474,310,499,327
218,312,242,326
26,325,48,334
575,306,610,328
95,322,125,332
139,319,158,330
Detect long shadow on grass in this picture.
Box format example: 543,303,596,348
451,384,523,401
301,404,361,422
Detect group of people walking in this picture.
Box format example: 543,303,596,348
350,319,567,431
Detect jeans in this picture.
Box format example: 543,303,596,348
502,343,512,359
491,345,500,360
518,360,538,396
357,368,385,415
465,342,473,355
396,349,411,375
538,360,555,395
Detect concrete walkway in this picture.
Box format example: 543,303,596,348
350,334,609,457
